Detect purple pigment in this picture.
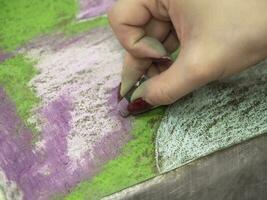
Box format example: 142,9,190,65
117,98,130,117
0,85,132,199
0,87,76,199
0,51,12,63
106,84,132,136
82,85,132,170
78,0,116,19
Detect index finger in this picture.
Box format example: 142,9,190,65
108,0,167,58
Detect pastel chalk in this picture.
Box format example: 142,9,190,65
117,98,130,117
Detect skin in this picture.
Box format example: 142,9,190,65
108,0,267,106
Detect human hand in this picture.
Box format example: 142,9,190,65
108,0,267,115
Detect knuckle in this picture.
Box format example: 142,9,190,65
120,38,134,53
123,41,139,57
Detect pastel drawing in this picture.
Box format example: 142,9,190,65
1,0,267,199
0,0,165,199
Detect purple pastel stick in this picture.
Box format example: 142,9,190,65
117,98,130,117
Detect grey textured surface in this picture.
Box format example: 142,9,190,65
103,134,267,200
156,60,267,173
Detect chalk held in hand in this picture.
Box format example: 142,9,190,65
117,76,154,117
117,57,173,117
117,98,130,117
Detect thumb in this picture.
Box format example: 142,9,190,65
130,50,222,107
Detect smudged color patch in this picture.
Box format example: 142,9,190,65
0,0,77,51
25,26,130,162
64,107,166,200
78,0,115,19
0,87,74,199
0,55,39,133
0,51,12,63
0,0,110,133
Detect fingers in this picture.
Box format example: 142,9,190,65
145,18,171,41
120,19,172,96
108,0,167,58
146,64,160,77
121,28,180,96
146,30,180,78
163,30,180,54
120,53,151,96
131,47,223,106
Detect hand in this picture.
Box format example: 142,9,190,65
108,0,267,113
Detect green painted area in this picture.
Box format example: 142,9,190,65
0,55,39,133
0,0,109,51
0,0,108,135
64,107,166,200
0,0,78,51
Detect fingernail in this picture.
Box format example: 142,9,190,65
127,98,153,115
152,56,173,67
142,37,167,58
117,83,122,102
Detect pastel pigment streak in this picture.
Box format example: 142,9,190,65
24,26,128,162
78,0,116,19
0,87,74,199
0,85,131,200
105,85,132,147
0,52,12,63
87,86,132,167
